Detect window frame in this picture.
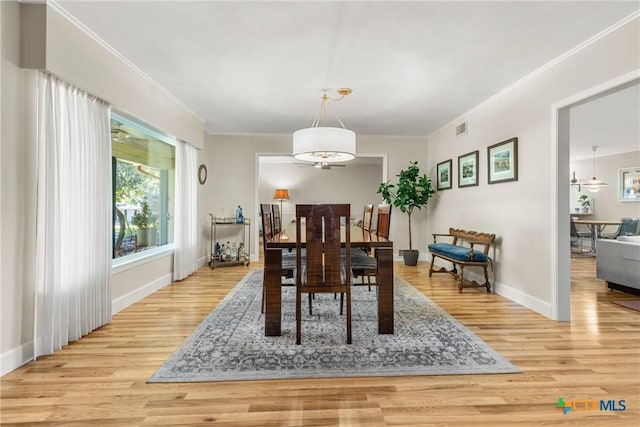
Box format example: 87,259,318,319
111,112,176,262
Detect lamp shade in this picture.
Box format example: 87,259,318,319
581,146,608,192
582,178,608,193
273,188,290,201
292,127,356,163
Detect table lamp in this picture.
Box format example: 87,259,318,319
273,188,290,238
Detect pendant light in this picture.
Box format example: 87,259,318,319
581,146,608,193
293,88,356,163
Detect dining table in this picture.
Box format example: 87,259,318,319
264,223,394,336
573,219,622,254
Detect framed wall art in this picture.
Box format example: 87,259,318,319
458,150,479,188
487,137,518,184
619,166,640,202
436,159,452,190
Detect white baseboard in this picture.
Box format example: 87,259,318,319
431,258,552,318
1,274,173,376
111,273,172,315
492,279,552,318
197,255,208,268
465,269,552,318
1,341,34,376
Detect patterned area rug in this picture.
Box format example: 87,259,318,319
149,270,520,382
612,300,640,312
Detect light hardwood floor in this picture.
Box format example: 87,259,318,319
1,256,639,426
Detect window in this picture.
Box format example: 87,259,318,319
111,113,175,259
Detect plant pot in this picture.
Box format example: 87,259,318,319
136,227,158,248
403,249,419,266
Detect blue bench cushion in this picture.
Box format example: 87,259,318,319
428,243,488,263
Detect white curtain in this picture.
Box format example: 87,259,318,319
34,72,112,358
173,140,199,281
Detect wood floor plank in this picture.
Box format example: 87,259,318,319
1,254,639,426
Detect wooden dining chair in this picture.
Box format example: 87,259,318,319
375,204,392,239
260,203,295,313
261,203,274,240
356,203,375,254
351,204,393,291
272,204,282,235
295,204,352,345
361,204,374,231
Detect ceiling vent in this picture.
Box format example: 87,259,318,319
456,121,467,137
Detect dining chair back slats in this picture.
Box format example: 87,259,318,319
295,203,351,345
305,213,325,286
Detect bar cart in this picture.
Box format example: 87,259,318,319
208,213,251,268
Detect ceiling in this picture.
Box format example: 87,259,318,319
58,1,638,145
569,81,640,161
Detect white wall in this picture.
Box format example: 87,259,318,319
570,150,640,221
1,1,38,375
199,134,428,262
258,161,383,226
426,17,640,318
27,3,205,149
1,2,204,375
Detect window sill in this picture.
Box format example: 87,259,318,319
111,244,174,275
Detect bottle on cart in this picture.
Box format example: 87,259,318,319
214,242,221,261
225,241,232,260
236,206,244,223
238,243,246,261
220,243,226,261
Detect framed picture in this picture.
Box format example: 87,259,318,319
436,159,452,190
619,166,640,202
458,150,479,188
487,137,518,184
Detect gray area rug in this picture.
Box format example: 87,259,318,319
149,270,520,382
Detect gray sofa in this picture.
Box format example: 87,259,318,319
596,236,640,294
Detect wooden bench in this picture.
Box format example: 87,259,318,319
428,228,495,293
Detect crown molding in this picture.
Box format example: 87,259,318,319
47,0,205,123
430,11,640,138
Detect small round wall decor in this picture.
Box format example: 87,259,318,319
198,164,207,185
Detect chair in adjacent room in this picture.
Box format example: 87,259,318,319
600,217,639,239
295,204,352,345
570,218,592,255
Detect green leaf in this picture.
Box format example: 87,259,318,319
376,161,435,250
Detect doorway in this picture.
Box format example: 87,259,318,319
253,153,387,258
553,71,640,321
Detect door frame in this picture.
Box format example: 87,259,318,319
550,69,640,321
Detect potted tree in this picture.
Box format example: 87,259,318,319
377,161,435,266
131,201,158,248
